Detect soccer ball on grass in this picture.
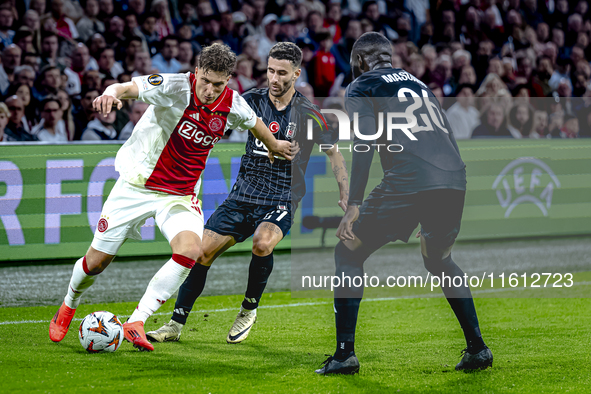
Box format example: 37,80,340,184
78,311,123,353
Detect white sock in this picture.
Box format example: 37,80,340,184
128,256,192,323
64,257,98,309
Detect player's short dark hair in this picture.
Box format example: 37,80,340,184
198,43,236,77
351,32,392,61
268,42,302,69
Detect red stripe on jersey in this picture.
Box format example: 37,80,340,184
145,74,234,195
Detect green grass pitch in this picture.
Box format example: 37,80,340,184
1,291,590,393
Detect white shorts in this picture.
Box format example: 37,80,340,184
91,178,204,255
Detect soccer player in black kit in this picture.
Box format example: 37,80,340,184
147,42,349,344
315,32,493,375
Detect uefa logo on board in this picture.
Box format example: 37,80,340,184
492,157,561,218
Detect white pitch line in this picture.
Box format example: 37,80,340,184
0,301,333,326
1,281,590,326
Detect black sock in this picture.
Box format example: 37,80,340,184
242,252,273,310
423,254,486,353
335,340,355,360
335,297,362,343
171,263,210,325
333,242,371,359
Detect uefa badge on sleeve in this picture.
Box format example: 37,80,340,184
147,74,163,86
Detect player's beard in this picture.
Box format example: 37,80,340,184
268,77,293,98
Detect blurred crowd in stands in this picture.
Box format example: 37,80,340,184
0,0,590,143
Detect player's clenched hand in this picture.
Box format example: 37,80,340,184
268,140,294,161
93,94,122,116
266,141,299,163
336,205,359,241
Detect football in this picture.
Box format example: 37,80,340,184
78,311,123,353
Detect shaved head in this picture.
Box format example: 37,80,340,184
351,32,392,79
352,32,392,59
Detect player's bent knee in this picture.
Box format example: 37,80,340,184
84,248,114,274
420,235,454,260
84,259,108,275
196,252,213,266
335,242,370,269
170,231,203,261
422,253,453,276
179,246,202,262
252,236,276,257
252,239,274,257
172,242,202,262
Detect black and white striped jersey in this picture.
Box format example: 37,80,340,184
227,88,337,205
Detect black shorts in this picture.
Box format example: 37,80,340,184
353,189,465,250
204,199,293,243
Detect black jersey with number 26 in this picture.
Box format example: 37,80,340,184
345,68,466,206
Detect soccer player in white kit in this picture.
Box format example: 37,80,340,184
49,43,294,351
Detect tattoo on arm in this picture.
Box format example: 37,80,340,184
330,152,349,191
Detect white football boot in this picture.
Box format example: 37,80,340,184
146,320,183,343
226,307,257,343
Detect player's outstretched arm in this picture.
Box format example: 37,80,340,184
93,81,140,116
249,117,294,162
325,146,349,212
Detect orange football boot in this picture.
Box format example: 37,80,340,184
49,302,76,342
123,321,154,351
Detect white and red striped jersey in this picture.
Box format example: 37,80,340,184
115,72,257,196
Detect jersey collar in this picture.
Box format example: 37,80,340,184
191,72,231,112
266,88,299,115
